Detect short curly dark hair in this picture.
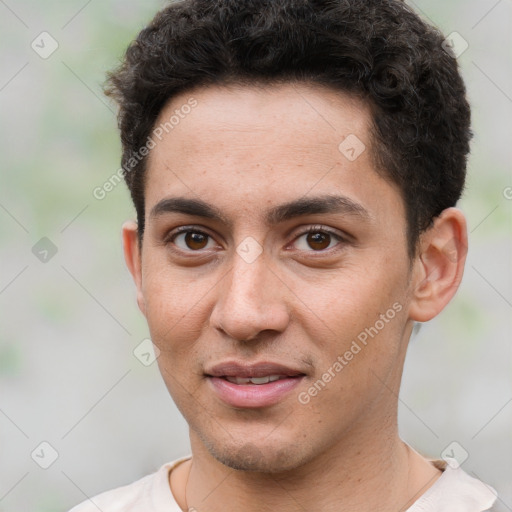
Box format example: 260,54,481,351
105,0,471,258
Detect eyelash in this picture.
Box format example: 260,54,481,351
165,225,347,255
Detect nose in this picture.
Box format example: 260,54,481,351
209,249,291,342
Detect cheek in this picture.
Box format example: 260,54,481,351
142,248,193,309
298,289,407,428
141,263,205,352
303,266,407,372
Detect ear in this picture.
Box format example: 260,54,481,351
408,207,468,322
122,220,146,317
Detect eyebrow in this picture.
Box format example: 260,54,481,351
149,194,372,227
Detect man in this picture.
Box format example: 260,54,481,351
70,0,498,510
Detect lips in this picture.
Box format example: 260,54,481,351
205,361,306,408
205,361,305,379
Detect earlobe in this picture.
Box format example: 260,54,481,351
408,208,468,323
121,220,146,316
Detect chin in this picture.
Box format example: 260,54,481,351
199,433,310,473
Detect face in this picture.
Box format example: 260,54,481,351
127,83,419,472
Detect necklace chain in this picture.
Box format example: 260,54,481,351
183,460,191,511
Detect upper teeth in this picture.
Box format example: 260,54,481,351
225,375,283,385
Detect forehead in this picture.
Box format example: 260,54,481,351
144,82,403,230
152,81,371,152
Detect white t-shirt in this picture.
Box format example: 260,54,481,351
68,456,498,512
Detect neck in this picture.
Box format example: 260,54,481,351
180,421,441,512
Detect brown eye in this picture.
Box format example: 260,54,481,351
171,230,215,251
306,232,331,250
293,227,344,252
184,232,208,250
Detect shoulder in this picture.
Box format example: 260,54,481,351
407,458,498,512
66,456,191,512
67,471,154,512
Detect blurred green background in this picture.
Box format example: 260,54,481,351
0,1,510,510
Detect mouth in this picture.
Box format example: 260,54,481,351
222,375,294,385
205,361,306,408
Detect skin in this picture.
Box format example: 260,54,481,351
122,82,468,511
